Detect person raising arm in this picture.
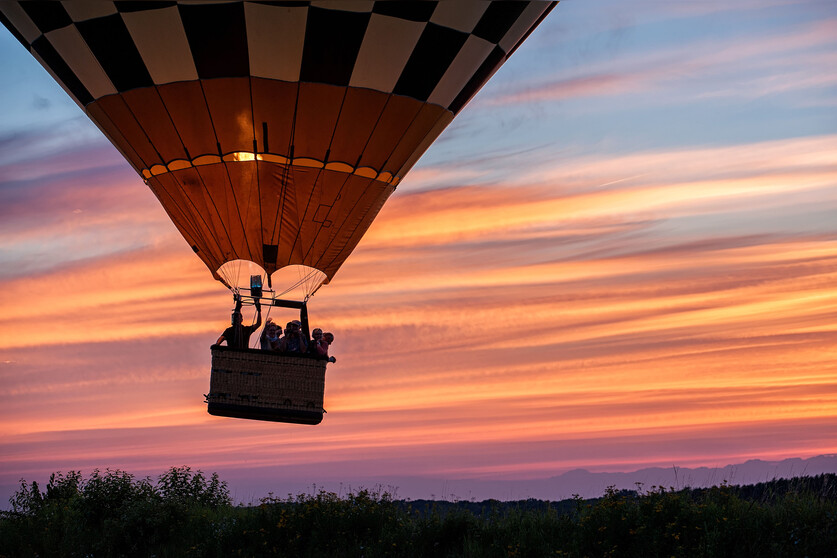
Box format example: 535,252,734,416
216,300,262,349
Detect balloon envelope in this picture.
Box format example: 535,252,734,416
1,1,555,287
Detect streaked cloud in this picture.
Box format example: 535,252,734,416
2,130,834,493
1,0,835,503
487,16,837,107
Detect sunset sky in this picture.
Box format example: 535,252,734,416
1,0,836,504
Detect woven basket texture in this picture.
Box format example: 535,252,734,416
208,348,326,411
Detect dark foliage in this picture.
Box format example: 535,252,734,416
1,466,230,558
1,471,834,557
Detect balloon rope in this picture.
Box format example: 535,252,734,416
276,268,320,298
308,281,323,299
253,305,272,349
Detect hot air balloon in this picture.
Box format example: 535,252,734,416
1,1,556,424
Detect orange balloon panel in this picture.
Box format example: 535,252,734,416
147,162,394,281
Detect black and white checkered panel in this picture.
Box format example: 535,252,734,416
0,1,555,114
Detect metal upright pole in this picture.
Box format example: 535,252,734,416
300,302,310,342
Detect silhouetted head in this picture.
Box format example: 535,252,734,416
231,311,243,325
312,328,323,340
323,332,334,344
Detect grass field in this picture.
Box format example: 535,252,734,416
1,468,834,557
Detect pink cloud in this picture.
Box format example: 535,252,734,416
486,17,837,107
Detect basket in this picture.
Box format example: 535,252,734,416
206,345,327,424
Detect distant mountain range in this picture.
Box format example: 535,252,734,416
249,454,837,503
5,455,835,510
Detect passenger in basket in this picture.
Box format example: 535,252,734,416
279,320,307,354
259,318,282,351
308,328,323,356
317,332,336,363
216,300,262,349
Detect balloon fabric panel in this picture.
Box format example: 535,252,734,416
243,2,306,82
251,79,299,157
147,171,227,274
327,87,390,167
94,94,161,170
43,25,116,100
294,83,345,163
85,101,145,173
170,165,239,263
223,161,263,266
393,23,469,102
258,162,292,270
156,81,218,161
29,34,93,106
348,13,424,92
398,112,456,179
299,6,368,87
121,5,199,85
388,103,453,177
356,94,424,172
19,2,72,34
314,175,394,278
75,13,152,91
201,78,255,155
178,2,249,80
121,87,190,162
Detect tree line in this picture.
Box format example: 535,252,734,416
1,467,834,557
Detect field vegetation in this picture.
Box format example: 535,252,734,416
1,467,834,557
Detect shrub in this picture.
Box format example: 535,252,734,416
0,467,232,558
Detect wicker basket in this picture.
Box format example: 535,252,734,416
206,345,327,424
